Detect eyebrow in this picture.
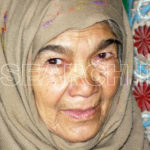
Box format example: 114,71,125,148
38,45,73,56
94,39,121,53
38,38,121,55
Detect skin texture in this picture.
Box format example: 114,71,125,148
31,22,121,143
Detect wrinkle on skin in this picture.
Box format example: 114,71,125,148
32,22,121,143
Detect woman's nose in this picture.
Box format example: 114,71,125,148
68,66,99,98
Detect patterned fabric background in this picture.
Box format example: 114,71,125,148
123,0,150,143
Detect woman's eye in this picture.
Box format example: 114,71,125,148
98,52,112,59
47,58,64,65
91,52,113,65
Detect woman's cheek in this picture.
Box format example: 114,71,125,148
32,66,65,104
103,60,120,85
106,71,120,86
104,68,121,98
39,67,66,86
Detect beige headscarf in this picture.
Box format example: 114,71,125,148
0,0,149,149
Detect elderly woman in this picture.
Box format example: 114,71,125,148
0,0,149,149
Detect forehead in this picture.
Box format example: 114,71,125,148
36,22,117,59
47,22,114,43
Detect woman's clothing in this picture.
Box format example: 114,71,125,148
0,0,149,149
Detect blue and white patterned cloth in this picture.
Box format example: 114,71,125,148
125,0,150,142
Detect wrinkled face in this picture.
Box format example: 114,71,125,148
31,22,121,143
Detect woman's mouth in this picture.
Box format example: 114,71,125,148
61,105,99,120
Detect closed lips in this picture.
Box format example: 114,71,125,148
61,105,99,120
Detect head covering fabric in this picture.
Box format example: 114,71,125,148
0,0,149,150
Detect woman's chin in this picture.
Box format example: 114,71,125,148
55,121,101,143
65,132,98,143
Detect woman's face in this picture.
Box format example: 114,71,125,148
31,22,121,142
